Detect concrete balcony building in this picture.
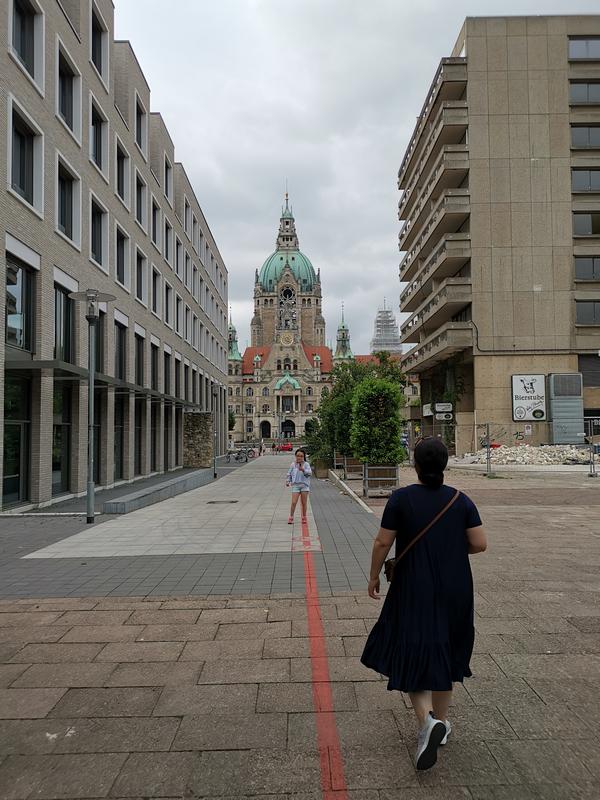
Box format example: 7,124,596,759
399,16,600,453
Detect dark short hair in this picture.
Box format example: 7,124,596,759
414,437,448,488
295,448,307,458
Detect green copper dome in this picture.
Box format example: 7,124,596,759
259,250,316,291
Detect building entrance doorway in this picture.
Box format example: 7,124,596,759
282,420,295,439
260,420,271,439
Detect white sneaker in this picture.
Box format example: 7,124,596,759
440,719,451,745
415,713,446,770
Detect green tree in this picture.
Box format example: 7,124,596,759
350,377,404,465
228,409,236,432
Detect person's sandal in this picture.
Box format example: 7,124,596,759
288,516,294,524
301,516,307,523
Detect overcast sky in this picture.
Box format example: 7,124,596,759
114,1,599,355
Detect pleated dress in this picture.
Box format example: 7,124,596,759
361,483,482,692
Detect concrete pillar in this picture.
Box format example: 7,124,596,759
123,390,135,480
30,370,53,504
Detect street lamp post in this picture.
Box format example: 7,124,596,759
212,386,219,479
68,289,116,524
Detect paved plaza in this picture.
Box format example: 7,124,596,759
0,456,600,797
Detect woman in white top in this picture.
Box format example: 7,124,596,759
285,448,312,524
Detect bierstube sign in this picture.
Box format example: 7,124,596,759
511,375,547,421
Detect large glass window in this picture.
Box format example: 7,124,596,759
90,199,105,265
58,52,74,128
175,359,181,398
571,170,600,192
95,310,105,373
134,398,144,476
114,395,125,480
164,352,171,395
91,7,106,78
135,173,147,227
151,200,160,246
11,110,34,205
151,344,159,390
58,163,74,239
575,256,600,281
576,300,600,325
570,82,600,104
573,212,600,236
116,228,128,286
3,377,31,505
54,284,73,362
135,99,146,151
165,284,173,325
571,126,600,148
12,0,36,76
90,103,105,170
116,142,129,203
115,322,127,380
136,251,147,303
569,38,600,60
6,257,33,351
135,334,144,386
52,383,71,496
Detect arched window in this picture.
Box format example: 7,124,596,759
283,358,291,371
306,386,313,396
246,387,253,397
262,387,269,396
292,360,298,371
262,404,270,413
228,365,232,375
277,359,282,370
306,403,313,413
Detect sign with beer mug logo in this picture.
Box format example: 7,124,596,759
511,375,547,422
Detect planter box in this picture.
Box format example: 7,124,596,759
313,459,331,479
344,457,365,480
363,464,399,497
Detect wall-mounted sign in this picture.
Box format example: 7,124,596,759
422,403,433,417
511,375,547,421
435,402,453,412
435,412,453,421
524,424,532,436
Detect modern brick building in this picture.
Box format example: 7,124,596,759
1,0,228,507
399,16,600,452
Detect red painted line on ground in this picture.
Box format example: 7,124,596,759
301,515,349,800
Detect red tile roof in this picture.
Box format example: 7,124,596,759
354,354,401,364
242,346,271,374
302,344,333,373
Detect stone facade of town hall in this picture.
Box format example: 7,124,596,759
228,198,353,444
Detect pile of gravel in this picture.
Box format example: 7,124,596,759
456,444,590,466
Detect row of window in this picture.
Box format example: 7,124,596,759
568,38,600,61
228,385,320,397
9,0,227,307
229,404,315,414
6,253,226,376
570,82,600,105
9,93,226,341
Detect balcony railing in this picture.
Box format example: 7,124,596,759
399,187,470,260
398,57,467,188
400,232,471,308
401,321,473,374
398,144,469,220
400,278,472,344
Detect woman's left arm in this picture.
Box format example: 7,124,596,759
368,527,396,599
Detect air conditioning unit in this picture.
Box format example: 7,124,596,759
548,373,584,445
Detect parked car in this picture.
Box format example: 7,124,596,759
278,442,293,452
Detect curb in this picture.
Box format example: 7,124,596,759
327,470,374,514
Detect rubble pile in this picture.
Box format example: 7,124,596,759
456,444,590,466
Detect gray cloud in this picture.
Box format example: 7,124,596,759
115,0,600,353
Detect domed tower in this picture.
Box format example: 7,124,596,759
253,195,324,347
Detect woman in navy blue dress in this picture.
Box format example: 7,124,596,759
361,438,487,770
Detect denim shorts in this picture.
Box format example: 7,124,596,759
291,485,310,494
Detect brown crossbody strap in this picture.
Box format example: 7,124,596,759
384,489,460,581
